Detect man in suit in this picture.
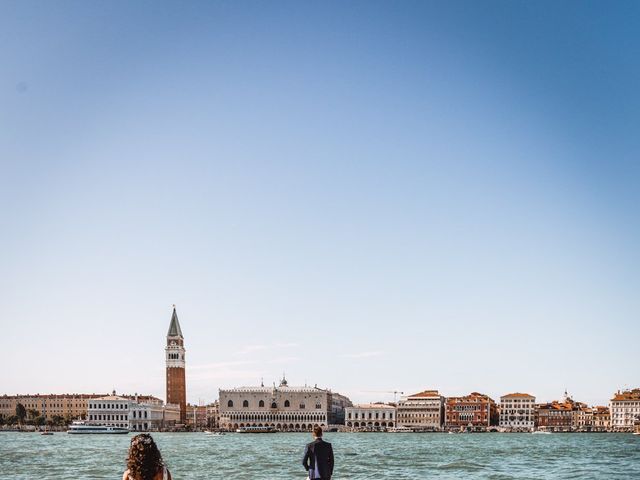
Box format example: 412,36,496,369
302,426,334,480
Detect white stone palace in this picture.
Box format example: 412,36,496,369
499,393,535,431
219,377,350,431
345,403,396,429
610,388,640,432
87,392,180,431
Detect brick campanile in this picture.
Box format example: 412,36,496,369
165,305,186,424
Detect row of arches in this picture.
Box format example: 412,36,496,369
229,423,325,431
346,421,394,428
226,412,327,423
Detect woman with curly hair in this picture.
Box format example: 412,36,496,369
122,433,172,480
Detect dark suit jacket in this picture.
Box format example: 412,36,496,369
302,438,334,479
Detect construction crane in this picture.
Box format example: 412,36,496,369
363,390,405,403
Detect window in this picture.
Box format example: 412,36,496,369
271,402,277,409
316,404,321,409
284,400,290,408
243,400,249,408
259,400,265,408
300,403,305,409
228,400,234,408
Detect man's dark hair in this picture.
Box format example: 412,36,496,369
313,425,323,437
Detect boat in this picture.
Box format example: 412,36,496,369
67,421,129,434
235,426,277,433
532,430,552,435
387,426,413,433
204,431,225,436
40,431,54,435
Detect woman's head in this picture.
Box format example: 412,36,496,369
126,434,164,480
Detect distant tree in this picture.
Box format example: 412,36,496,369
0,415,5,426
6,415,19,426
34,416,46,426
52,415,65,427
15,403,26,425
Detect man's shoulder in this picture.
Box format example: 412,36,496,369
308,439,331,447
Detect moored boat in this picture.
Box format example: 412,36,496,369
236,426,277,433
67,421,129,434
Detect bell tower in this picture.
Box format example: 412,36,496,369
165,305,186,423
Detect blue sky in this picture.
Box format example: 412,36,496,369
1,0,638,406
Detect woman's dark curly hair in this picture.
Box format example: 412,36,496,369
126,434,165,480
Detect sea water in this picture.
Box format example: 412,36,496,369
1,432,639,479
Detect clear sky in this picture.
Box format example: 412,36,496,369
1,0,638,407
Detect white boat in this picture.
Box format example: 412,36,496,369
532,431,552,435
387,427,413,433
204,431,225,436
236,426,276,433
67,421,129,434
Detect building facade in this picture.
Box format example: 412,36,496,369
499,393,535,431
166,306,186,424
0,393,106,423
397,390,445,431
87,393,180,431
445,392,498,431
186,404,211,429
219,377,347,431
573,406,594,432
345,403,396,429
536,392,583,432
330,392,353,425
592,406,610,432
206,401,220,429
610,388,640,432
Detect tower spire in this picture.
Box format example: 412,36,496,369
167,304,184,338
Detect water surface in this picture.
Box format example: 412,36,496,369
1,432,639,479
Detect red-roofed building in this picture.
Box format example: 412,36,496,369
535,391,584,432
445,392,498,431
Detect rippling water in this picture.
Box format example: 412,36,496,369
1,432,639,479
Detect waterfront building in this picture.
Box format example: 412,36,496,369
499,393,535,432
610,388,640,432
536,392,583,432
345,403,396,429
206,401,220,429
166,306,187,424
219,376,349,431
592,406,610,432
396,390,445,431
87,392,180,431
0,393,106,423
445,392,498,431
186,404,209,429
573,405,594,432
330,392,353,425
